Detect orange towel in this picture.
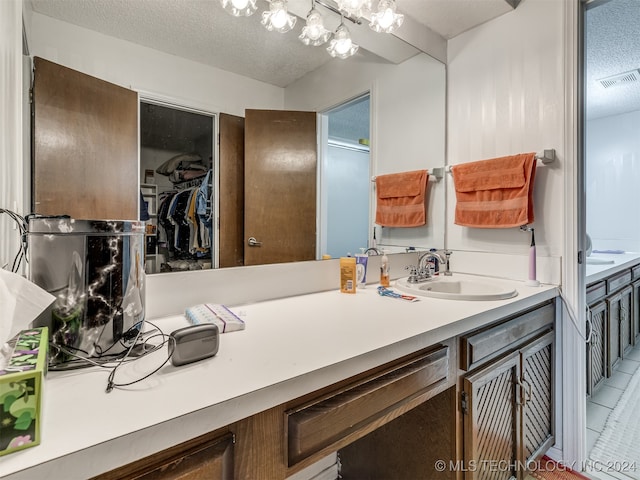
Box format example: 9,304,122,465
375,170,429,227
451,153,536,228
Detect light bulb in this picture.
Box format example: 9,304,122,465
335,38,352,55
337,0,371,17
261,0,296,33
299,8,331,46
370,0,403,33
271,9,288,29
221,0,257,17
327,23,358,59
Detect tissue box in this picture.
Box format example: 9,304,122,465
0,327,48,456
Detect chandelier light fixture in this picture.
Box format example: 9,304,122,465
220,0,257,17
299,1,332,46
326,19,359,59
219,0,404,60
261,0,297,33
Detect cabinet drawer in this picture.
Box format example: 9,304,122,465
587,281,607,305
633,264,640,281
286,345,449,466
607,270,631,294
460,301,555,371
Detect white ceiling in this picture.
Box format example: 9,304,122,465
585,0,640,120
28,0,518,87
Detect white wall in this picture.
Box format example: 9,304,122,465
586,110,640,252
446,0,566,284
0,0,25,271
28,12,284,117
285,52,447,251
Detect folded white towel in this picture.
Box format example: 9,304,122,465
185,304,245,333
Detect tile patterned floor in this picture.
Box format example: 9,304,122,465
585,344,640,480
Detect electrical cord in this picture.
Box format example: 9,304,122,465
0,208,28,273
106,334,174,393
558,287,589,342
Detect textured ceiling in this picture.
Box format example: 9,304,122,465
585,0,640,120
28,0,518,87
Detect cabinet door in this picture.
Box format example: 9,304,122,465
633,280,640,346
587,301,607,396
463,351,520,480
619,286,633,357
32,57,138,220
606,293,623,376
520,331,554,466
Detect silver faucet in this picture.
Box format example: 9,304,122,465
411,249,453,280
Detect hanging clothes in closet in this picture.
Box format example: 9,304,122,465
157,174,212,264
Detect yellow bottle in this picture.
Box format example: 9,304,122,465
380,250,390,287
340,257,357,294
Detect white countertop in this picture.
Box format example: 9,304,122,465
585,252,640,285
1,274,558,480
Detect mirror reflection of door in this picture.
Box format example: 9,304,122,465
32,57,138,220
320,94,371,259
139,102,215,274
244,109,317,266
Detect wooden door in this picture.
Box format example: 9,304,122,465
32,57,138,220
219,113,245,268
244,109,317,266
463,351,520,480
519,331,554,467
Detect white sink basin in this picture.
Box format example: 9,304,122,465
396,275,518,301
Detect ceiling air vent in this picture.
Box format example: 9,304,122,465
598,69,640,88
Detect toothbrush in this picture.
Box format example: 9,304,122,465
520,225,540,287
377,286,419,302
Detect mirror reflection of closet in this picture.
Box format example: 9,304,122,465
139,101,215,274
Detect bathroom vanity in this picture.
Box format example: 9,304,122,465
0,277,558,480
585,253,640,396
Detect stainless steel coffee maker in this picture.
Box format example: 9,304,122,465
28,217,146,368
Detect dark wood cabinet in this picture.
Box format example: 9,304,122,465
461,302,555,480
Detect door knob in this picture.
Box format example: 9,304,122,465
247,237,262,247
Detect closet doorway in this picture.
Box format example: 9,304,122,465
319,93,371,259
139,101,216,274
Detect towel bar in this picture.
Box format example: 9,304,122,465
443,149,556,173
370,150,555,183
371,169,444,183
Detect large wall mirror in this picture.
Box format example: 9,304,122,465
24,0,446,275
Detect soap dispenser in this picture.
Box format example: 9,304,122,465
380,249,390,287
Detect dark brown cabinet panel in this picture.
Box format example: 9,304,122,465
286,345,449,466
32,57,138,220
92,431,234,480
462,303,555,480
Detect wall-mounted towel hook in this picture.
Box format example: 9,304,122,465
535,149,556,164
